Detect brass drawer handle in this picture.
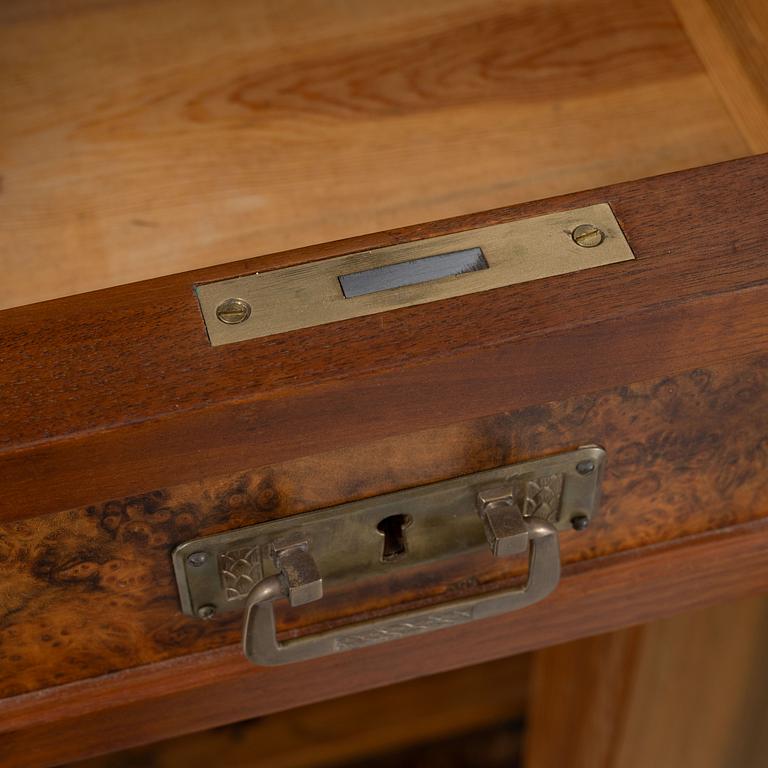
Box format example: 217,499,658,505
242,503,560,665
173,446,604,666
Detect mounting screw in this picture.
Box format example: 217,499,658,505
572,224,605,248
215,298,251,325
571,515,590,531
187,551,209,568
197,604,216,620
576,459,596,476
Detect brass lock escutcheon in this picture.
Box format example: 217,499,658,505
173,446,605,665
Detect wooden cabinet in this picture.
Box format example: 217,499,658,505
1,1,767,766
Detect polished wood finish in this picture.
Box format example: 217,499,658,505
5,519,768,768
1,352,766,697
73,655,529,768
0,0,748,311
2,156,767,521
525,594,768,768
2,2,768,767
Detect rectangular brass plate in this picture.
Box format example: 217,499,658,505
196,204,633,345
173,446,605,618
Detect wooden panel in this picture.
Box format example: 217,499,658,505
5,518,768,768
1,157,767,521
0,0,747,310
673,0,768,151
72,654,529,768
526,627,644,768
1,4,766,767
1,352,766,697
80,722,524,768
525,594,768,768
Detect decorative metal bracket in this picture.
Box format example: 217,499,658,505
173,446,605,665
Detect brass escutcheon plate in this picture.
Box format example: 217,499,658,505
195,204,633,345
173,446,606,619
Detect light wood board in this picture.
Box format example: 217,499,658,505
0,0,752,309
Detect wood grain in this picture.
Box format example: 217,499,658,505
1,156,767,521
0,0,747,310
1,4,766,765
526,625,644,768
673,0,768,151
72,654,529,768
1,352,766,698
525,595,768,768
5,518,768,768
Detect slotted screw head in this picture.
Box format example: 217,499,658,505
197,604,216,620
216,298,251,324
572,224,605,248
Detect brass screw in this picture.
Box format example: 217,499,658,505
572,224,605,248
216,298,251,324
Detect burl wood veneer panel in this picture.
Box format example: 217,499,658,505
2,353,765,698
0,0,747,309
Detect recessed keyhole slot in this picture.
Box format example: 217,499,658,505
376,514,413,562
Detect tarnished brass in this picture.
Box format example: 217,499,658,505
173,446,605,663
196,205,633,345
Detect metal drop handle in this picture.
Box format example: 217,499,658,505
242,490,560,666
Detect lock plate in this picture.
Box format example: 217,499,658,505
195,204,633,344
173,446,605,618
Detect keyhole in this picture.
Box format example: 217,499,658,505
376,514,412,562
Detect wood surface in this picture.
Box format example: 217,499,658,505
5,518,768,768
525,594,768,768
77,722,525,768
673,0,768,152
2,3,768,765
0,0,750,311
1,156,767,521
1,351,766,697
72,654,529,768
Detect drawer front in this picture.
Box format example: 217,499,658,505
3,351,767,697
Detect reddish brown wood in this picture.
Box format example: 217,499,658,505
4,519,768,768
1,353,766,698
73,654,530,768
0,156,766,766
1,156,767,520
